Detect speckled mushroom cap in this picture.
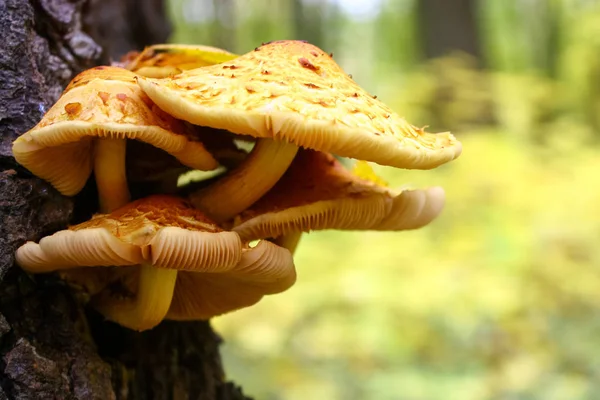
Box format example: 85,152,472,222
16,195,296,325
125,44,239,78
136,40,462,169
15,195,242,274
12,66,218,196
232,149,446,240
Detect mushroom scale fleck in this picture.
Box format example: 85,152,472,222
12,66,218,212
233,149,445,244
136,39,461,223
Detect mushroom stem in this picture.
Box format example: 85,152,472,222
190,139,298,223
94,263,177,331
274,232,303,255
94,138,130,213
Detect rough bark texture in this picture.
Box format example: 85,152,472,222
84,0,172,61
0,0,249,398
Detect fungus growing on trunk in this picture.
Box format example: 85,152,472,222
15,195,296,331
12,66,218,212
136,40,461,223
16,196,240,330
11,39,461,334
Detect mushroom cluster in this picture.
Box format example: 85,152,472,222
12,40,461,331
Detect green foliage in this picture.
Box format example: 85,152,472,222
214,128,600,399
167,0,600,398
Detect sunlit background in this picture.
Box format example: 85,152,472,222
166,0,600,398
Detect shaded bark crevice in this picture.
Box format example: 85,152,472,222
0,0,249,398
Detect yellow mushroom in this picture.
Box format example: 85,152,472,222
15,195,243,331
233,149,445,253
12,66,218,212
136,40,461,223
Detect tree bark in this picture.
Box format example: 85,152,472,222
291,0,324,48
0,0,249,398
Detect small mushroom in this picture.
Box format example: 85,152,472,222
232,149,445,252
12,66,218,212
125,43,239,78
15,195,243,331
136,40,461,223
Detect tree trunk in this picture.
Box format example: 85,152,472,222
417,0,481,62
291,0,324,48
211,0,236,52
0,0,249,398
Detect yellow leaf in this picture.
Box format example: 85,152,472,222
351,160,388,187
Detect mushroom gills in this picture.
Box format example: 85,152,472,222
166,240,297,320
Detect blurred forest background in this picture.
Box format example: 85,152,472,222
166,0,600,399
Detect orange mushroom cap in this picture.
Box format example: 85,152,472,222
232,149,445,241
137,40,461,170
16,195,242,274
12,66,218,196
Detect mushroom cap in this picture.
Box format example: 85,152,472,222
136,40,461,170
125,44,239,78
232,149,446,240
12,66,218,196
166,240,296,320
15,195,242,274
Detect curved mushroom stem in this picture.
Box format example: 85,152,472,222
189,139,298,223
93,263,178,331
273,232,303,255
94,138,130,213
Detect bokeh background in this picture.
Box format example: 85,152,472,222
167,1,600,398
